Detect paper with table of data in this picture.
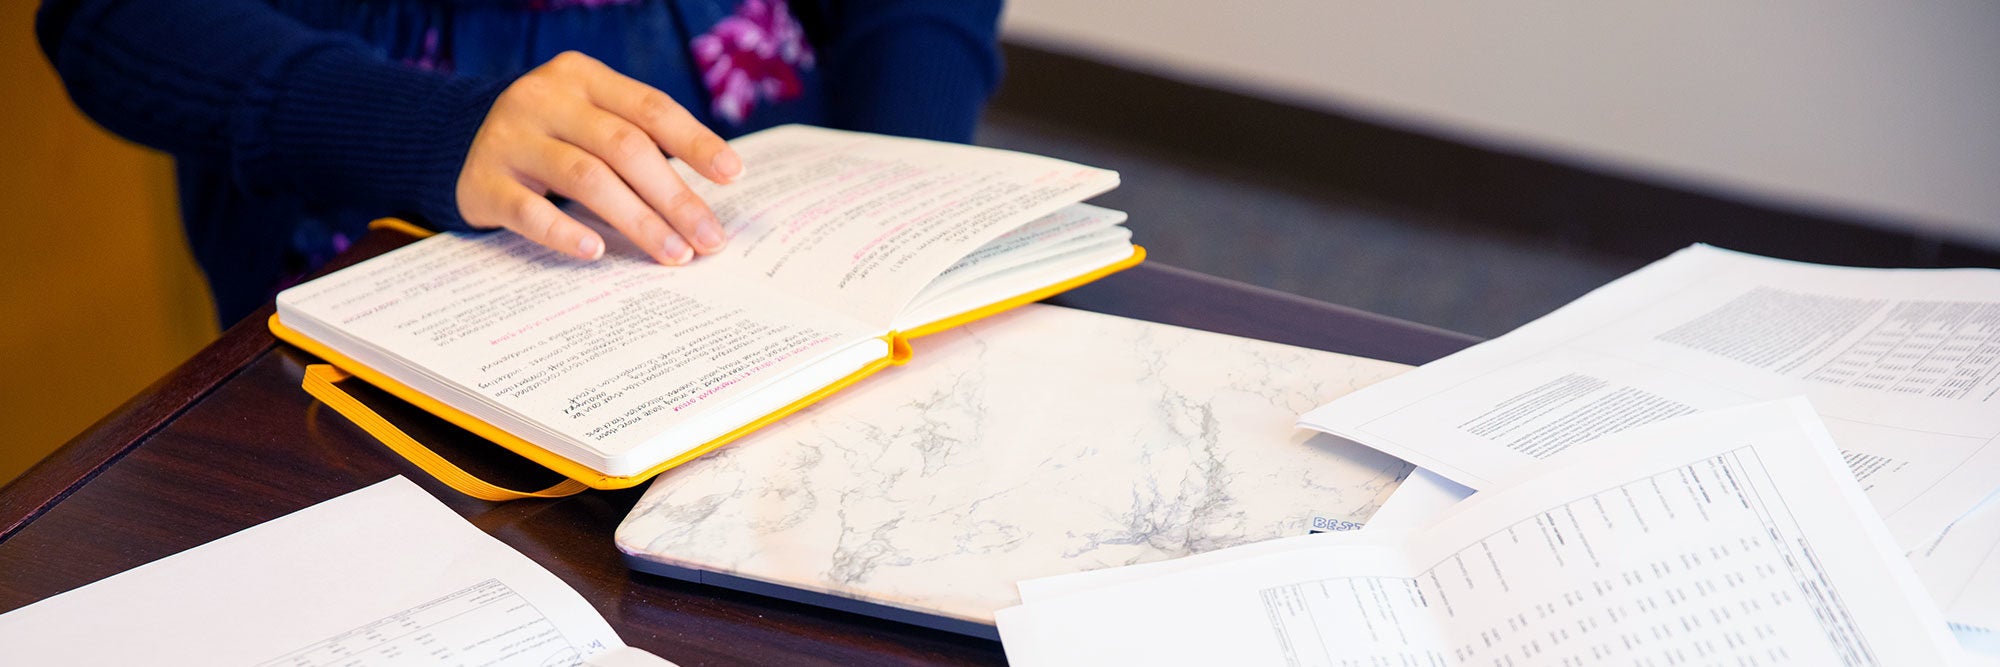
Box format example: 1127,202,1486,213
996,399,1964,666
0,477,664,667
1301,244,2000,549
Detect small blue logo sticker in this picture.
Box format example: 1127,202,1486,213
1309,514,1365,534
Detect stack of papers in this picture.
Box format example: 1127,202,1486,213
999,246,2000,664
999,400,1963,665
1303,245,2000,550
1297,245,2000,639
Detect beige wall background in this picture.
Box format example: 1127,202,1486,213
1006,0,2000,247
1,6,218,485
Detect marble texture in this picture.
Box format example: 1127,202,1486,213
615,304,1414,628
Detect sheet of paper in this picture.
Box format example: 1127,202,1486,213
0,477,626,666
1963,631,2000,662
674,124,1120,324
997,400,1963,666
1302,244,2000,548
1360,467,1474,534
1912,490,2000,638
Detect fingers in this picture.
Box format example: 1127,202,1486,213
468,171,605,261
550,106,722,259
457,50,741,264
577,57,744,184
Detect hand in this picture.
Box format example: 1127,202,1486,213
456,51,744,264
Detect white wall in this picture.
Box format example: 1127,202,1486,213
1004,1,2000,248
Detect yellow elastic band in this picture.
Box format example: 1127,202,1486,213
302,364,588,501
367,218,435,238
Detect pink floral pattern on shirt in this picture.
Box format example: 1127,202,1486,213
691,0,816,125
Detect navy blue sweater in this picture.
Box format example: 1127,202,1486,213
37,0,1002,325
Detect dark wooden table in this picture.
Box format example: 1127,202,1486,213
0,229,1477,666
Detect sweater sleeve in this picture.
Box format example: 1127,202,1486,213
814,0,1003,143
35,0,511,230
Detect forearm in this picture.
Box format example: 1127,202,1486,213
36,0,509,229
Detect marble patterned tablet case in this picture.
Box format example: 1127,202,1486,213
614,304,1414,638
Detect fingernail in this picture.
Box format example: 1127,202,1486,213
712,151,743,181
662,234,695,265
695,221,725,251
577,235,604,260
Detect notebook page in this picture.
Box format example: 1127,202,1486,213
996,400,1962,666
914,203,1129,300
277,228,881,471
1302,244,2000,549
671,125,1120,326
0,478,628,666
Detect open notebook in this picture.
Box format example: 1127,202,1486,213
271,126,1141,492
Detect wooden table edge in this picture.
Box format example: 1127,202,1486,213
0,307,278,540
1130,263,1480,357
0,228,418,540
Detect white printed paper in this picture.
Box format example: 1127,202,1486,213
1912,490,2000,638
1361,468,1473,534
1302,245,2000,548
0,478,628,666
998,400,1963,666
